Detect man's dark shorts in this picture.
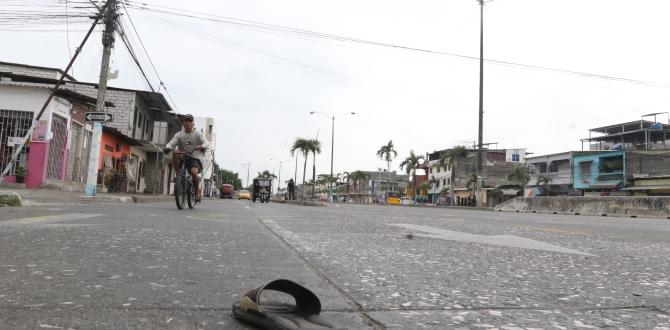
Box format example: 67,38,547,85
185,158,202,172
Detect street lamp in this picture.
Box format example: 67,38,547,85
309,111,356,202
241,162,251,187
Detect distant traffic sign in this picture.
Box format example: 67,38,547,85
85,112,113,122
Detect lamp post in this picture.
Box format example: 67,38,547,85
241,162,250,187
309,111,356,202
277,160,282,196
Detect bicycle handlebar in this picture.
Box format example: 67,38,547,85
174,148,206,155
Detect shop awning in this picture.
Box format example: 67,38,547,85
102,126,142,146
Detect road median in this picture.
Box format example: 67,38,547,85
495,196,670,219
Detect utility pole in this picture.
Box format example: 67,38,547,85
242,162,250,187
476,0,485,206
85,0,117,196
0,8,105,181
329,115,335,202
294,153,298,183
277,160,282,196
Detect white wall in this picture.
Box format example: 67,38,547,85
427,159,452,193
0,85,51,112
129,146,148,193
195,117,215,181
506,148,527,163
0,84,72,131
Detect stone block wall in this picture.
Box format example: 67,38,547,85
496,196,670,218
63,83,136,136
0,63,69,80
626,150,670,179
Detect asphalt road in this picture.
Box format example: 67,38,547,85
1,199,669,329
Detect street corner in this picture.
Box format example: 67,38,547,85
0,191,22,207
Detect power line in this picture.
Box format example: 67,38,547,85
114,19,155,92
123,0,670,89
120,2,160,88
119,0,181,113
64,0,76,83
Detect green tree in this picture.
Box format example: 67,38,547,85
418,181,430,199
400,150,425,203
291,138,311,188
342,171,351,193
216,168,243,190
537,174,552,197
465,172,478,189
349,170,369,194
376,140,398,191
428,176,439,204
256,170,277,179
439,145,469,206
308,139,321,199
508,165,530,197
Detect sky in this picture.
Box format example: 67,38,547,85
2,0,669,185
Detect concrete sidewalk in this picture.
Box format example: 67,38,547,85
0,187,174,206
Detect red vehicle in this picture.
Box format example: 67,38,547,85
219,184,234,199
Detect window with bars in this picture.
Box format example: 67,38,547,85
0,109,34,176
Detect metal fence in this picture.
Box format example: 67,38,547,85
47,114,67,179
0,109,33,176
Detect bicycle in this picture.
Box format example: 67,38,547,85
173,151,201,210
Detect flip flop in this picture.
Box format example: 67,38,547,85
232,279,343,330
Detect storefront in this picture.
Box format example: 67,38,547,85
99,127,140,193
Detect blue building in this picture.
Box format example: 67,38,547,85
573,151,626,194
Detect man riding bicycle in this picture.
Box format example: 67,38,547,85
162,114,209,202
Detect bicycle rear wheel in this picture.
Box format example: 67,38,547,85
187,180,196,209
175,175,186,210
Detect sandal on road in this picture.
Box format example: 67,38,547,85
232,279,343,330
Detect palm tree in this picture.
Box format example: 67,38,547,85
257,170,277,179
349,170,370,202
307,139,321,199
428,176,439,204
291,138,311,194
537,174,552,197
376,140,398,191
439,145,469,206
508,165,530,197
342,171,351,193
418,181,430,199
400,150,425,203
466,172,478,189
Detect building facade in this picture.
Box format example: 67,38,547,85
0,61,181,196
195,116,216,197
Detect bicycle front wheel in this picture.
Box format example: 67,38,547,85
187,180,196,209
175,176,186,210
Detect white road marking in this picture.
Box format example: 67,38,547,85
261,219,314,253
0,213,104,226
390,223,596,256
244,205,250,210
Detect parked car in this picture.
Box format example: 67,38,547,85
219,184,234,199
238,189,251,200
